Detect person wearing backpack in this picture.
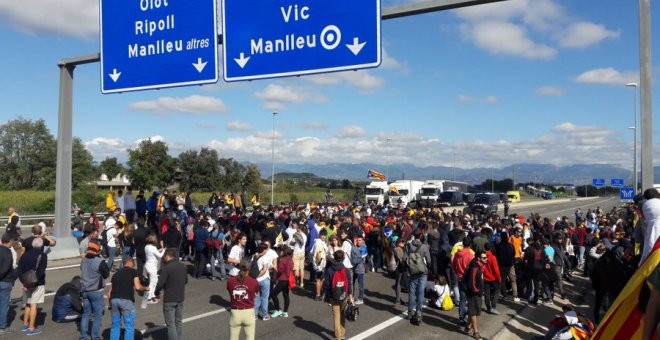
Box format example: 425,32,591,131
323,250,354,340
523,236,545,304
406,229,431,325
208,224,227,281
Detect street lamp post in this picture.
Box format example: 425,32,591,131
271,112,278,206
385,138,392,181
626,82,638,192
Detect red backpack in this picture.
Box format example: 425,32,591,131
331,268,348,302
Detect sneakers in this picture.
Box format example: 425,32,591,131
354,299,364,305
270,310,283,318
0,328,13,335
147,298,160,304
26,327,42,336
489,308,500,315
281,312,288,318
21,325,29,332
261,316,271,321
513,297,520,302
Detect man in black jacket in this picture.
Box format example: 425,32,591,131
155,249,187,340
0,233,16,334
17,237,47,335
52,276,83,323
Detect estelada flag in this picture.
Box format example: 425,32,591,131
591,238,660,340
367,170,386,181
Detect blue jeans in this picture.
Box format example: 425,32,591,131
107,247,117,270
81,291,105,340
209,250,227,280
254,278,270,318
163,302,183,340
458,281,468,321
353,272,365,300
407,274,427,315
120,246,133,269
578,246,586,268
0,281,12,329
110,299,135,340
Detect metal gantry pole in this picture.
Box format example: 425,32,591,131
638,0,653,191
271,112,278,206
54,64,75,239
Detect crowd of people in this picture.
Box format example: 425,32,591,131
1,186,659,340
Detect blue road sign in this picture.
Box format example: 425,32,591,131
592,178,605,187
221,0,381,81
620,187,635,201
100,0,218,93
610,178,625,187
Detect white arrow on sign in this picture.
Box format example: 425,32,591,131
234,53,250,69
192,58,208,73
346,37,366,56
109,69,121,82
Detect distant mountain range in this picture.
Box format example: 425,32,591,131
255,163,660,185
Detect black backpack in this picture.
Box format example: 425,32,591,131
248,255,261,279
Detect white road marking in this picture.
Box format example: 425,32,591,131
140,307,230,335
349,314,405,340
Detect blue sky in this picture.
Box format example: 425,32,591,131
0,0,658,170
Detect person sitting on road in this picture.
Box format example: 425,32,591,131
52,276,83,323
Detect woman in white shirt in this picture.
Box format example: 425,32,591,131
144,234,165,303
227,233,247,276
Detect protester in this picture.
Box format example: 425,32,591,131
80,240,110,340
52,276,83,323
464,251,486,340
17,237,47,335
0,233,16,334
155,249,187,340
252,243,271,320
406,229,431,325
323,250,354,340
109,258,149,340
227,259,259,340
145,235,165,304
270,245,293,318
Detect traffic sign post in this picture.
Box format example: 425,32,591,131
610,178,624,187
592,178,605,188
620,187,635,202
100,0,219,93
221,0,381,81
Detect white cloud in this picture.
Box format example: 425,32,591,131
226,120,252,132
461,21,556,60
196,123,214,130
84,122,655,169
335,126,368,138
254,84,306,104
454,0,614,59
300,123,329,131
535,86,566,96
458,94,499,104
558,22,619,48
0,0,98,39
128,95,228,115
302,71,385,93
574,67,638,86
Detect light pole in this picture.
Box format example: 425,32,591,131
271,111,278,206
385,138,392,181
626,82,638,192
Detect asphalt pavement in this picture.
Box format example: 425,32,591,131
2,196,618,339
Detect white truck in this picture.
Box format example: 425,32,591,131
388,180,424,208
419,180,445,207
364,181,389,205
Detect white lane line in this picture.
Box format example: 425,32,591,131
140,307,230,335
349,314,405,340
47,258,122,271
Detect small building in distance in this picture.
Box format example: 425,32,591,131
95,173,131,191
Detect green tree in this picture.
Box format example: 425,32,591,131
177,147,222,192
219,158,246,192
97,156,125,178
0,118,56,190
71,138,96,189
126,139,174,190
341,179,353,189
242,164,262,195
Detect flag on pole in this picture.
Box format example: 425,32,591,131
367,169,386,181
591,238,660,340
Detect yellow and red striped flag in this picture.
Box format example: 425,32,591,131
367,169,386,181
591,238,660,340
